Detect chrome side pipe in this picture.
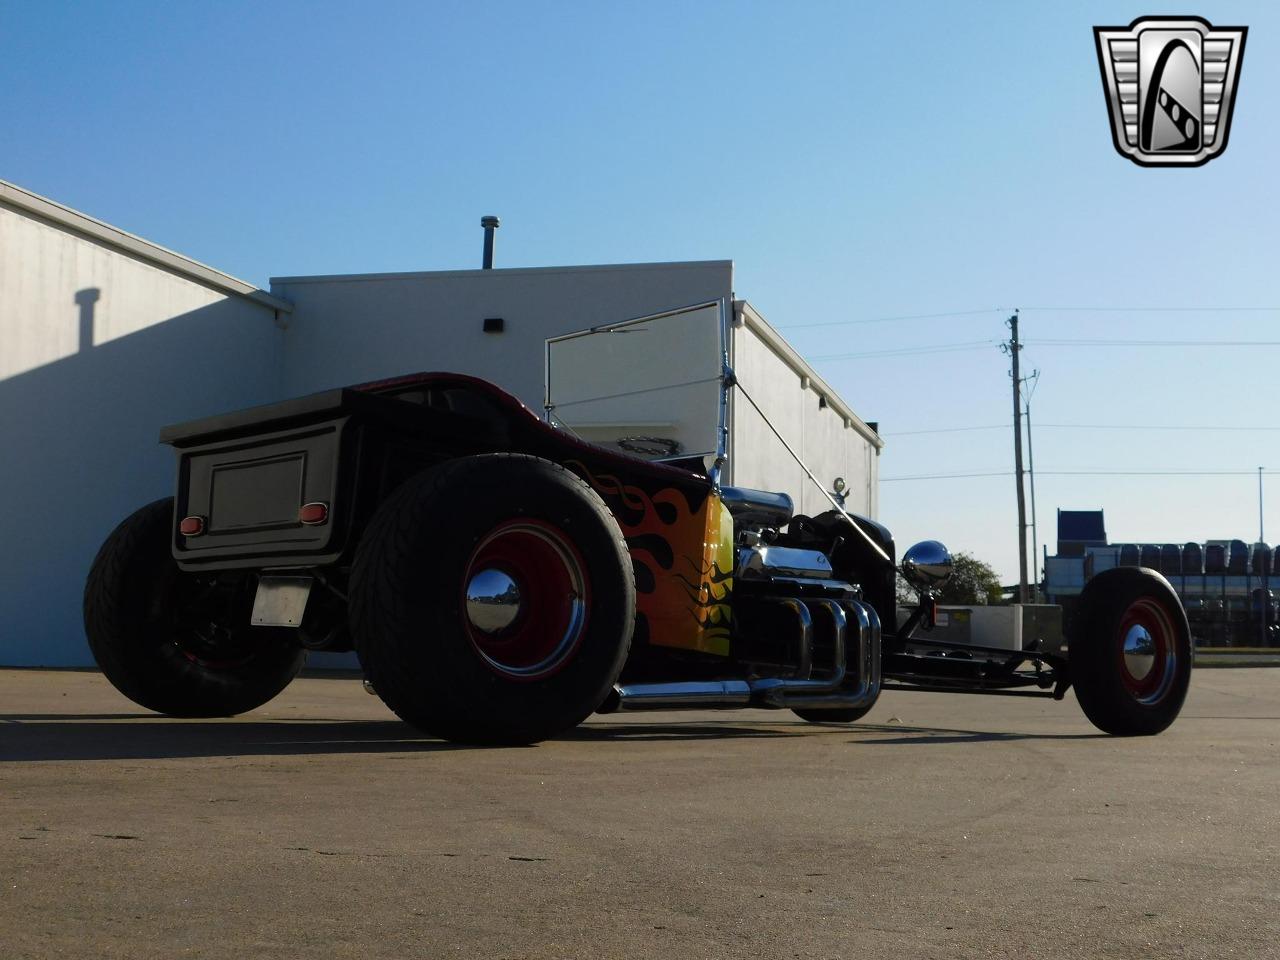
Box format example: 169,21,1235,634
603,680,752,712
606,599,882,713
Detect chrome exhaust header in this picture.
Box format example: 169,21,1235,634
606,599,882,713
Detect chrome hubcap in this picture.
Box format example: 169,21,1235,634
1122,623,1157,682
464,568,523,635
462,520,590,680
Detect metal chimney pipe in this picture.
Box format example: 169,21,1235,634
481,215,500,269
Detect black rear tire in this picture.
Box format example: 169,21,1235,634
84,498,306,717
1069,566,1192,736
792,704,875,724
349,454,635,746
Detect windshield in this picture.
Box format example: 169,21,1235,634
544,301,725,464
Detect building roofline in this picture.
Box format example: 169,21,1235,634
270,259,734,286
0,178,292,313
734,300,884,451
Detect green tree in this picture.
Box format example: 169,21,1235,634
897,551,1004,606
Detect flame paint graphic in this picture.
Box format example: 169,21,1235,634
672,556,733,647
566,460,733,655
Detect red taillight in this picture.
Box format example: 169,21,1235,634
179,516,205,537
299,502,329,525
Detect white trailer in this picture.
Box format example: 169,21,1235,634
273,263,882,521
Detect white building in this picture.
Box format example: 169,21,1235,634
0,180,881,667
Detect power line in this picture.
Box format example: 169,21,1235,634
885,424,1008,436
882,471,1012,482
882,468,1272,482
805,334,1280,365
1023,306,1280,313
1043,423,1280,432
809,339,998,361
885,423,1280,437
778,305,1280,332
778,305,1280,331
1040,469,1267,476
777,308,1005,330
1027,338,1280,347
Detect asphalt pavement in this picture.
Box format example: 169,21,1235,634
2,667,1277,959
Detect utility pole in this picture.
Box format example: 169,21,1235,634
1003,311,1030,603
1260,467,1267,647
1023,371,1041,603
1259,467,1265,544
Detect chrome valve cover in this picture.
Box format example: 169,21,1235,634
737,545,834,580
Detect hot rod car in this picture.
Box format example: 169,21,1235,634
84,302,1192,743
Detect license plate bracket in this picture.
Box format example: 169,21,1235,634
251,576,312,627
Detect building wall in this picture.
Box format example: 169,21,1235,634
1044,541,1278,647
271,262,735,407
0,199,284,666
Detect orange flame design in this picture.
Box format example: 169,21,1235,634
566,460,733,655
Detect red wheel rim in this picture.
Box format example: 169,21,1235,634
461,520,589,680
1115,597,1177,704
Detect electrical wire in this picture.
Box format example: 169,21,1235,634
885,423,1280,437
777,308,1005,330
1044,423,1280,432
1027,338,1280,347
803,334,1280,365
881,471,1012,481
775,305,1280,332
808,339,998,361
882,468,1271,482
1023,306,1280,313
1040,469,1267,476
885,424,1007,436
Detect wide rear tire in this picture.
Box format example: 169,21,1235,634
350,454,635,745
1069,566,1192,736
84,498,306,717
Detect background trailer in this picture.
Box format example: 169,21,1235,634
0,180,881,667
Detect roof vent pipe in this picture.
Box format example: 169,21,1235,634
481,215,500,269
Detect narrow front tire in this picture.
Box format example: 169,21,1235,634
1069,567,1192,736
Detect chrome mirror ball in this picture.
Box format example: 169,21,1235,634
902,540,954,592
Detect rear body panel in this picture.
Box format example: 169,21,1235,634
173,418,350,567
162,376,719,606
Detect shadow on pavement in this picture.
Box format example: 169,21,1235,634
2,713,163,721
2,715,804,761
851,723,1105,744
562,722,801,743
1,713,1110,762
0,719,467,762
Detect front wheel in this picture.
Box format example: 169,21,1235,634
84,498,306,717
1069,567,1192,736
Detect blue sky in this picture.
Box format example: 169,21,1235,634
3,1,1276,583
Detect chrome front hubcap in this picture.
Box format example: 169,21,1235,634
1122,623,1157,682
465,568,523,635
